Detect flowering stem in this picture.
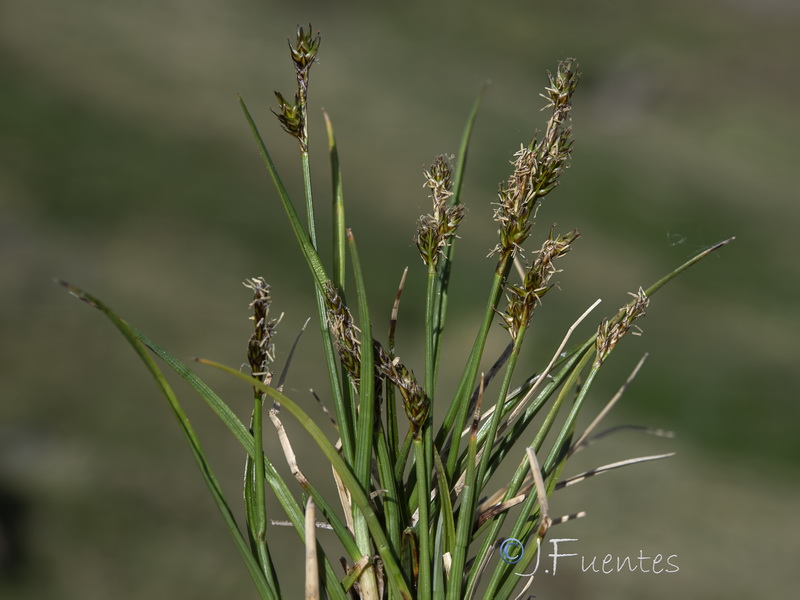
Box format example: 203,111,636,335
250,390,276,587
440,254,512,477
414,437,432,598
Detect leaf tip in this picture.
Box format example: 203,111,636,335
56,279,100,309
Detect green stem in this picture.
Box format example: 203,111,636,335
431,516,446,600
462,345,592,598
474,325,526,496
423,263,436,559
121,303,349,599
395,428,415,484
323,110,346,291
301,152,317,247
376,419,403,557
446,409,479,600
386,368,400,480
60,283,277,600
482,354,597,599
440,256,512,477
414,437,432,599
430,84,486,381
302,147,356,463
201,359,413,599
239,97,327,287
454,329,527,600
349,230,375,488
250,390,277,589
348,230,381,599
425,263,437,399
239,98,354,463
386,267,407,479
492,455,569,599
477,339,594,488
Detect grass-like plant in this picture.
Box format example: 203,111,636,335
60,24,732,600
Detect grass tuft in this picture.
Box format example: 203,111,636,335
60,25,732,600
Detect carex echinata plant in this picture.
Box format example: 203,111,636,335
60,24,733,600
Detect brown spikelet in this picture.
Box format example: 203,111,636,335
323,281,362,385
492,59,580,258
323,281,429,433
501,229,579,339
414,155,466,267
273,24,321,151
595,287,650,366
373,342,428,433
244,277,281,387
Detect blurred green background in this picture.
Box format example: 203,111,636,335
2,0,798,598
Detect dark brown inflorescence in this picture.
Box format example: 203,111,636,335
414,155,466,267
501,229,580,340
244,277,280,387
323,281,429,432
272,24,320,151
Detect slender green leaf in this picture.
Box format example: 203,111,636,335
198,358,414,600
349,229,376,489
375,419,402,557
439,262,511,477
301,151,318,247
446,396,481,600
124,320,351,600
430,84,487,380
239,96,328,289
432,450,456,556
348,229,381,598
478,340,593,489
432,517,446,600
643,237,734,298
492,446,571,599
414,438,431,598
323,109,346,291
249,388,274,584
474,328,526,500
239,95,355,463
133,327,254,453
451,84,487,208
395,428,414,484
58,282,276,600
466,348,592,599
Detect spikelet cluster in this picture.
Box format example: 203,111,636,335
272,24,320,151
595,287,650,366
492,59,580,258
501,230,579,339
323,281,429,432
244,277,280,386
414,155,466,266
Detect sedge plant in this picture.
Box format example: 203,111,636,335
60,24,732,600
